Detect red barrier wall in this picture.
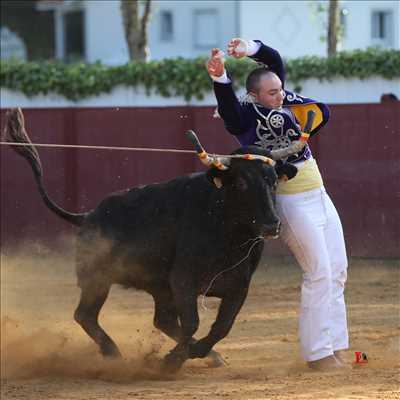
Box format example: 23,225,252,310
1,103,399,257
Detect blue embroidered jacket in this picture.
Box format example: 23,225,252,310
213,41,330,163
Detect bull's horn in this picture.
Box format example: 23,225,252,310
185,130,205,154
197,150,215,167
303,109,316,133
212,156,230,170
270,110,316,160
186,130,214,167
269,141,304,160
186,130,230,170
239,154,276,166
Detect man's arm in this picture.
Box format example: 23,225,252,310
249,40,286,86
206,48,252,136
213,80,252,136
228,38,285,87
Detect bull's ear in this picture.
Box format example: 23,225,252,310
275,162,298,181
206,167,229,189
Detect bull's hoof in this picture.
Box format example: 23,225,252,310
162,350,187,374
205,351,228,368
188,339,217,360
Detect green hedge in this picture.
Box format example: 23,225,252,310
1,47,399,101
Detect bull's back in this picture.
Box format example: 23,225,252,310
88,173,210,233
76,173,213,288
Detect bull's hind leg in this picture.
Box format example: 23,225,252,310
74,283,122,358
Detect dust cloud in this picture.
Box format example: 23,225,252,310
1,240,174,382
0,315,172,382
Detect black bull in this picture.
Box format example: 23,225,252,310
3,109,297,372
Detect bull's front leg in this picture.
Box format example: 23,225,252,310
189,287,248,360
162,274,200,373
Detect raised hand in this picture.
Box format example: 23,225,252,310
206,48,226,77
227,38,248,59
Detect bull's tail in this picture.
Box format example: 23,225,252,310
3,108,86,227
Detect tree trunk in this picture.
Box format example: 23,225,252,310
327,0,339,57
120,0,151,61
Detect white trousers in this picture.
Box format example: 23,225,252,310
276,187,349,362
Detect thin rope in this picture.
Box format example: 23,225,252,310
0,141,267,161
0,141,197,154
200,236,264,311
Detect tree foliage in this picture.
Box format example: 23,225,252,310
1,48,399,101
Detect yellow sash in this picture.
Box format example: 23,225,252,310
277,158,323,195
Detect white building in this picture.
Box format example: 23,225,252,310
239,0,400,58
32,0,400,64
1,0,399,106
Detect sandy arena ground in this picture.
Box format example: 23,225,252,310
1,242,399,400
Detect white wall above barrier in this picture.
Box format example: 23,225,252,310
1,77,399,108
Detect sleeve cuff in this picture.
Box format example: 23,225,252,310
210,70,231,83
246,40,261,56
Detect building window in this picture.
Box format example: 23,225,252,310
160,10,173,41
64,10,84,62
36,1,85,62
371,10,394,47
193,9,219,49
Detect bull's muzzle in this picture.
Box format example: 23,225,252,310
263,221,281,239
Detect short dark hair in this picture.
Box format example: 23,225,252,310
245,68,278,93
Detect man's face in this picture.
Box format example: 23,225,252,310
251,74,285,110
